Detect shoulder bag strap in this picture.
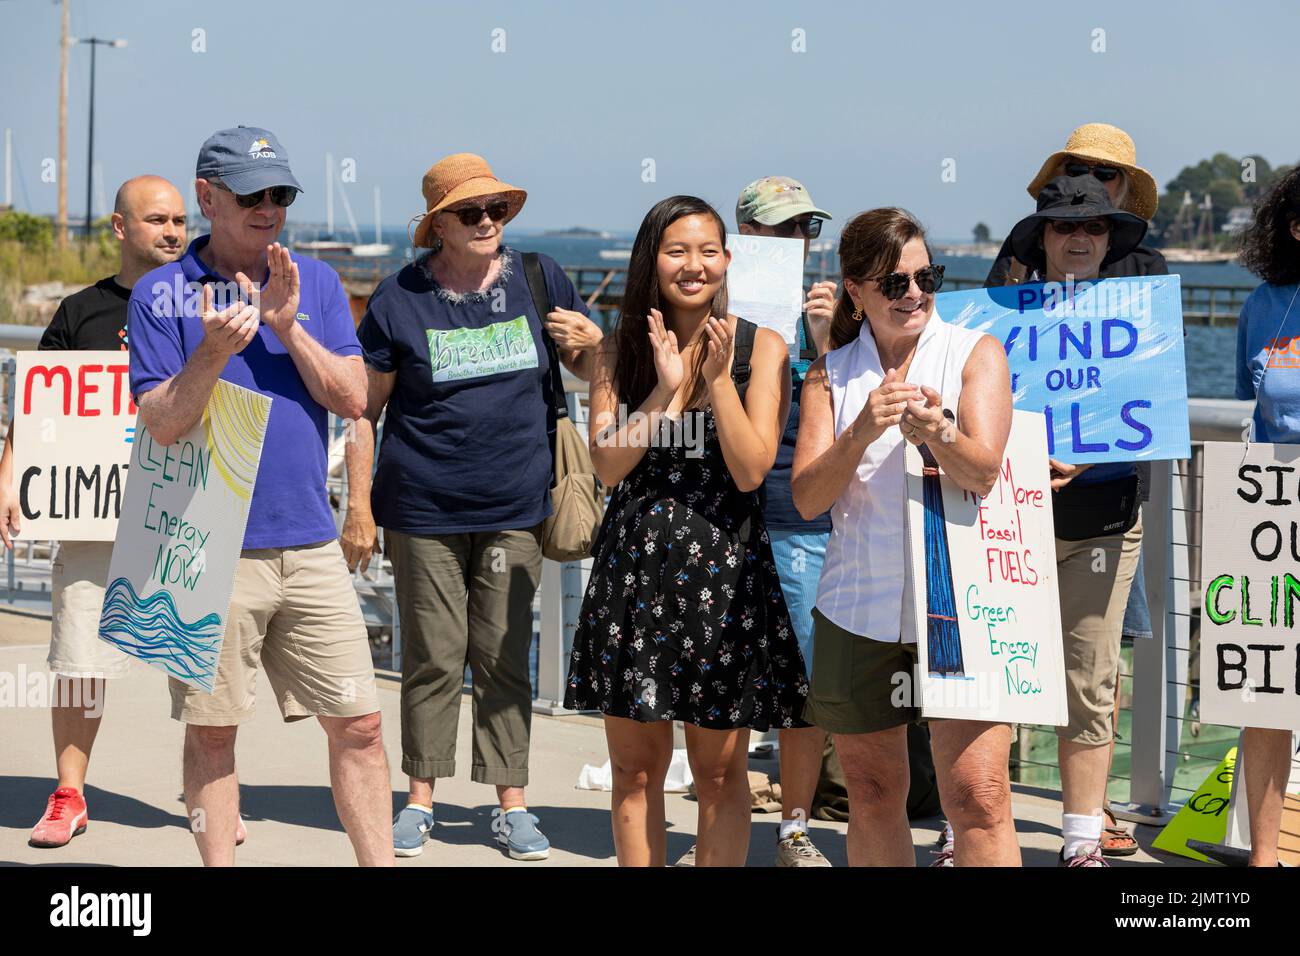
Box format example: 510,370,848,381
522,251,569,421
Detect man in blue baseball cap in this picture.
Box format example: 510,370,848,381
128,126,393,866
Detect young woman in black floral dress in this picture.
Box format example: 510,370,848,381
564,196,809,866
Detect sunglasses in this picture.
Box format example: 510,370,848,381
1064,161,1122,183
446,201,510,227
1048,219,1111,236
770,215,824,239
875,264,944,301
210,180,298,208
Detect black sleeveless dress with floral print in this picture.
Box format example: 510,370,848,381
563,342,809,731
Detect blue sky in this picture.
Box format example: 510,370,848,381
1,0,1296,240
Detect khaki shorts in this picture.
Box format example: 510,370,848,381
802,608,920,735
1056,515,1143,745
49,541,132,679
169,539,379,726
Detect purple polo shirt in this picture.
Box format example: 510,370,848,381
128,235,361,549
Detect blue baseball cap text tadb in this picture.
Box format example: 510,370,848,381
195,126,304,195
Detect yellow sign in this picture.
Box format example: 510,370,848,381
1152,747,1237,863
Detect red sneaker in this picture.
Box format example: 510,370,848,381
29,787,88,848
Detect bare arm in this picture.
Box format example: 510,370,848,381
704,321,790,493
544,307,603,383
902,335,1012,496
791,360,917,519
238,244,366,421
0,417,17,548
137,282,260,446
588,309,683,488
340,367,395,572
587,340,673,488
276,321,367,421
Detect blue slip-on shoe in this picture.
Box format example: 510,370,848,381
492,808,550,861
393,805,433,858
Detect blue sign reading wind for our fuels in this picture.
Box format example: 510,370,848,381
938,275,1191,464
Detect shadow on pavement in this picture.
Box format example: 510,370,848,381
0,777,188,832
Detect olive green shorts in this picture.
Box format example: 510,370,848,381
802,608,921,735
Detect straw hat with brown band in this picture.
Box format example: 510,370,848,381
409,152,527,248
1025,123,1158,222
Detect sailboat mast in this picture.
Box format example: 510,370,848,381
325,152,334,237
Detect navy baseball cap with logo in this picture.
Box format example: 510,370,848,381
195,125,303,195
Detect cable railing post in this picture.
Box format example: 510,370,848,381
1114,457,1184,824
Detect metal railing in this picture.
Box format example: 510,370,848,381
305,256,1256,331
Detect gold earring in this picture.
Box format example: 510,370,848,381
851,306,863,322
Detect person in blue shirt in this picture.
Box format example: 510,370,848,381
342,153,604,862
734,176,836,867
1233,165,1300,867
128,127,392,867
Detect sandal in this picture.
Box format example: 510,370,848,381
1100,806,1139,857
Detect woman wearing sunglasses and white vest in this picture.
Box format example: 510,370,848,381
792,208,1017,866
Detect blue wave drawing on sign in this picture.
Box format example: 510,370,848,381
98,577,223,690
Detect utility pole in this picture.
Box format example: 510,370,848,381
57,0,69,248
4,128,11,209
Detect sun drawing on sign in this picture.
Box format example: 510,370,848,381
202,383,270,501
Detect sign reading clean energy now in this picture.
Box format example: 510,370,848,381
1199,441,1300,731
940,275,1190,464
905,411,1067,725
98,381,271,692
13,350,136,540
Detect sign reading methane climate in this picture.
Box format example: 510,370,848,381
939,275,1190,464
13,351,137,541
1199,441,1300,731
905,411,1067,725
98,381,270,692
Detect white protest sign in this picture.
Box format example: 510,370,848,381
13,351,135,540
1199,441,1300,731
905,410,1067,724
98,380,271,692
725,233,805,351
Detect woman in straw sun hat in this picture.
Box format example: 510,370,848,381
342,152,604,862
995,174,1151,867
984,125,1168,862
984,123,1167,287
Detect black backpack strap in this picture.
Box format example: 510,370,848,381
731,317,757,404
522,251,569,421
798,312,817,362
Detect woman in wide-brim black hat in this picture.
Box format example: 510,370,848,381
1005,173,1149,868
1006,173,1148,279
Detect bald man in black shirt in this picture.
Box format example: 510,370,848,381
0,175,187,849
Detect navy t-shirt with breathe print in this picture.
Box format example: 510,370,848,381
358,248,589,535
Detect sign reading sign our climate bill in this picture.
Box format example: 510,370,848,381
939,275,1190,464
1199,441,1300,731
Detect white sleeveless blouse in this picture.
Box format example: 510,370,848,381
815,312,987,643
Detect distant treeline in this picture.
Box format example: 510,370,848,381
1148,152,1295,249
